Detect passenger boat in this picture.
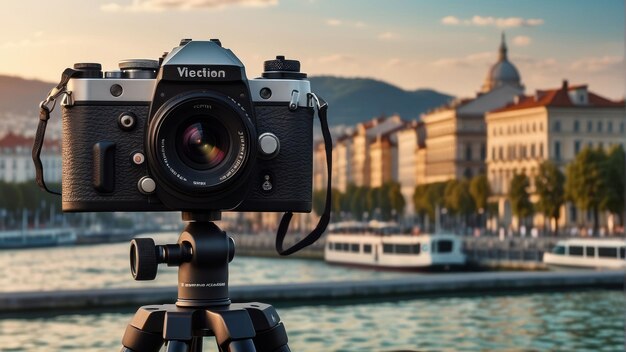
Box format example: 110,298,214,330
0,229,77,249
324,221,466,271
543,238,626,270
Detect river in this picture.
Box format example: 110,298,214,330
0,232,623,351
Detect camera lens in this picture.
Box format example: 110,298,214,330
147,92,256,197
178,119,229,169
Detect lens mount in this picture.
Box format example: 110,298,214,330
147,91,255,197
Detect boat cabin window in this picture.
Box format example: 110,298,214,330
585,246,596,258
620,247,625,259
434,240,453,253
598,247,618,258
552,245,566,255
363,244,372,253
350,244,359,253
568,246,583,256
382,244,420,255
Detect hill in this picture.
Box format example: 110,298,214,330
0,75,53,115
309,76,453,125
0,75,454,127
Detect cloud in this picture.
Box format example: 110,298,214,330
570,56,623,73
441,16,461,25
512,35,531,46
441,15,544,28
101,0,278,12
377,31,399,41
325,18,367,28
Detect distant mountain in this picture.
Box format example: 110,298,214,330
309,76,453,126
0,75,454,127
0,75,52,115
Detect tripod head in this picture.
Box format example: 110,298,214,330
130,211,235,307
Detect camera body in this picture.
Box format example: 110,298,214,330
60,39,314,213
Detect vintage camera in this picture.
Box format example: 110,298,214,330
60,39,315,213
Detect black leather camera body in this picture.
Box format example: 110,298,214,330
60,39,314,213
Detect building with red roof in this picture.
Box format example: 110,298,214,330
0,132,61,183
485,80,626,231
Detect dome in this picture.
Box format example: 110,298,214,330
481,33,523,93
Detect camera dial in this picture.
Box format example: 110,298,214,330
119,59,159,79
262,56,306,80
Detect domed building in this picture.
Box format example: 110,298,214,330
481,33,524,93
417,34,526,186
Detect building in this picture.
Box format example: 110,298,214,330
395,121,423,216
418,33,524,184
332,134,353,192
486,80,626,228
0,132,61,183
314,115,407,192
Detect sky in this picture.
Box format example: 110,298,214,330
0,0,624,99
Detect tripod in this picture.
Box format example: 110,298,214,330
120,212,291,352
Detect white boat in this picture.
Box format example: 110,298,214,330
0,229,77,249
543,238,626,270
324,221,466,271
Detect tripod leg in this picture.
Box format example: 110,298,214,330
120,307,166,352
190,336,203,352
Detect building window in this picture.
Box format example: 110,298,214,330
465,144,472,161
539,143,544,157
492,147,496,160
531,144,536,158
554,141,561,160
573,120,579,132
597,121,603,132
499,147,504,160
574,140,581,154
553,120,561,132
608,121,613,133
587,121,593,132
480,144,486,160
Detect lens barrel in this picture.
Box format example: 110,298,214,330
147,91,255,198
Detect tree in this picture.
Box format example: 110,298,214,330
413,184,430,226
331,188,343,218
534,161,565,235
387,181,405,220
470,174,491,229
312,189,326,216
444,179,475,231
424,182,447,222
602,145,625,228
349,186,367,220
469,175,491,212
566,147,606,235
509,173,533,232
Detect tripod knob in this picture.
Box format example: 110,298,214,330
130,238,159,281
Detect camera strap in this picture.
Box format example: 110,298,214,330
275,93,332,256
33,68,79,195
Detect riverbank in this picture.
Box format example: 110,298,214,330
0,270,621,313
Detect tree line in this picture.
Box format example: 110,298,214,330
313,145,625,236
313,181,406,221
